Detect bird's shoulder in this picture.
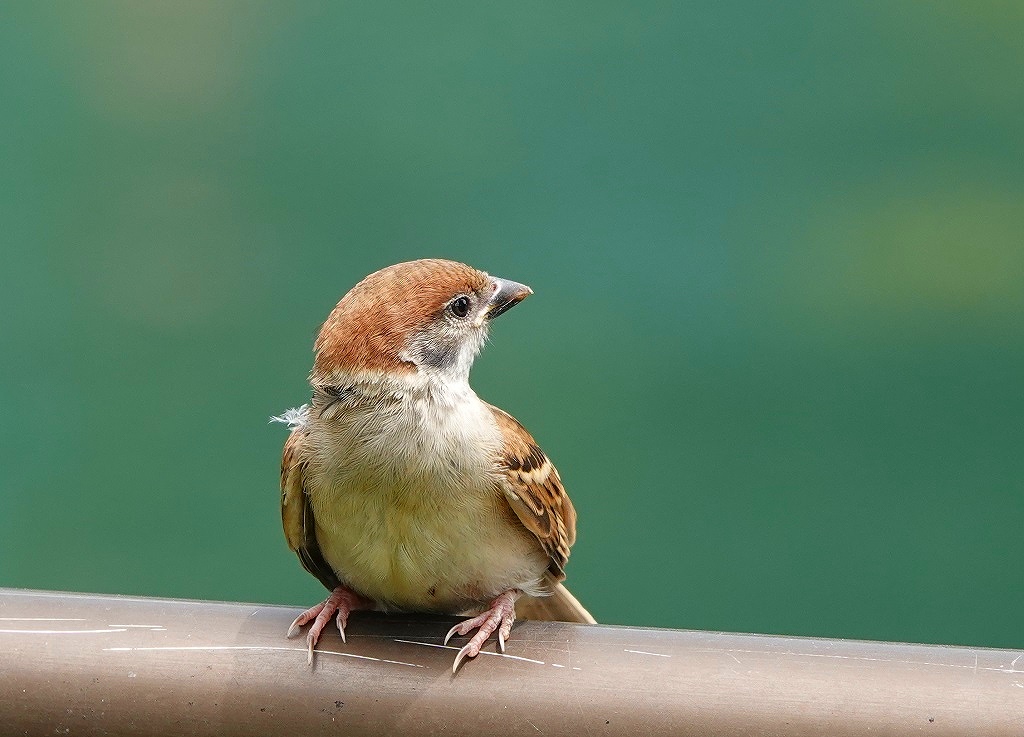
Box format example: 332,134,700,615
486,403,577,579
280,425,340,591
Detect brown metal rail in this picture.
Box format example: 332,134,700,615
1,587,1021,736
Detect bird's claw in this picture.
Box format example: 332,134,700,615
443,621,467,647
286,586,369,666
452,642,476,673
336,611,348,644
444,590,519,672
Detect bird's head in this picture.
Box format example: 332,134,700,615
311,259,532,386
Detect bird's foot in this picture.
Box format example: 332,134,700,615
443,590,520,672
287,586,373,665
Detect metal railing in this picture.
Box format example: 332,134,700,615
1,587,1021,736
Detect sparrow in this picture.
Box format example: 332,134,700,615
273,258,593,671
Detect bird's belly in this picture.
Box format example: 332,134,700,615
311,479,547,614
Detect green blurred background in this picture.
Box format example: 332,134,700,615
2,2,1022,649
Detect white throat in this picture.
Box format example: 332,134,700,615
309,369,501,497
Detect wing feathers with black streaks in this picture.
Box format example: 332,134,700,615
488,404,576,581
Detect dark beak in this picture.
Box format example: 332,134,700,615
486,277,533,319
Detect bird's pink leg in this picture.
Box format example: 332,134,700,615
287,586,373,665
443,589,520,672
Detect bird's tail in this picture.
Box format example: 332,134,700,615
516,581,596,624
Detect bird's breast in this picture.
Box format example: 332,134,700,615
305,384,547,613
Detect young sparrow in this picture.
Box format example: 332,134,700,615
274,259,593,671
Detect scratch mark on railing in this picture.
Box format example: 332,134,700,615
394,638,547,666
0,617,87,622
0,628,128,635
103,645,424,668
689,648,1024,675
393,639,583,669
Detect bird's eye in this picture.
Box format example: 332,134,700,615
448,295,471,318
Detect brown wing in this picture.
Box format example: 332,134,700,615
488,404,577,581
281,429,340,592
